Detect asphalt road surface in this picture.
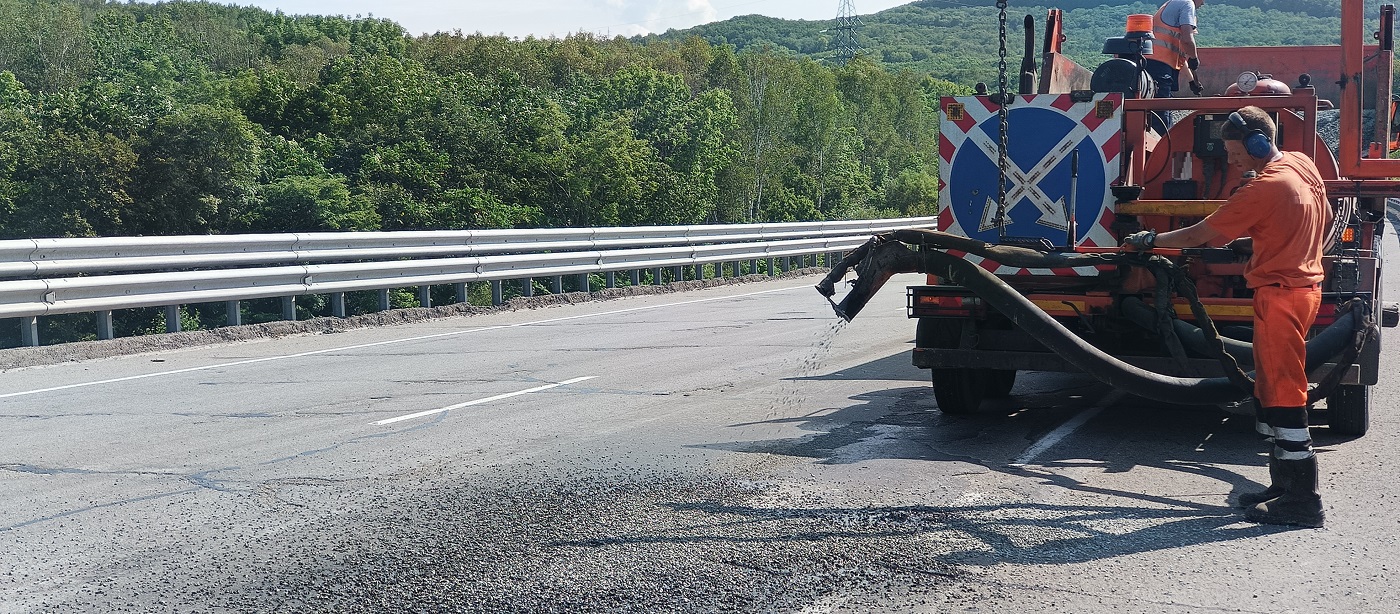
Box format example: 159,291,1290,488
3,246,1399,612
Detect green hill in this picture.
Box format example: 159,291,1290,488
642,0,1377,86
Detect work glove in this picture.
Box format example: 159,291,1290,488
1187,57,1200,71
1226,237,1254,256
1189,80,1204,96
1121,230,1157,251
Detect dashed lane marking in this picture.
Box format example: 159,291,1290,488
1009,390,1125,466
373,377,598,425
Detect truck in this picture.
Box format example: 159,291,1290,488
818,0,1400,436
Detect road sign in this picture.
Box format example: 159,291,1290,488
939,93,1123,256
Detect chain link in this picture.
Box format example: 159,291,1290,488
995,0,1010,237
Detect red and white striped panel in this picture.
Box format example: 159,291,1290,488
938,93,1123,276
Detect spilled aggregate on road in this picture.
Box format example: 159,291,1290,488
158,469,998,613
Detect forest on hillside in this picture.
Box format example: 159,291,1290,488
0,0,959,242
0,0,1384,244
652,0,1382,85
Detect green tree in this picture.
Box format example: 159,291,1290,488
130,104,260,234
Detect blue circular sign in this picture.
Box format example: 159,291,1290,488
946,107,1110,245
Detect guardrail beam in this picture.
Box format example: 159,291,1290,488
0,219,937,347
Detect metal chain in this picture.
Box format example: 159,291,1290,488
995,0,1010,238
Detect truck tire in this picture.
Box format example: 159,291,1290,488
918,318,987,414
985,369,1017,398
932,368,987,414
1326,384,1370,437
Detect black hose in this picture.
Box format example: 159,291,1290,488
1120,295,1362,372
924,248,1252,404
817,229,1124,320
819,227,1375,405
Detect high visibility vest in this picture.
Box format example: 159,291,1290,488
1149,4,1189,70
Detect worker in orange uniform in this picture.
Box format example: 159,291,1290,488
1122,106,1332,528
1144,0,1204,101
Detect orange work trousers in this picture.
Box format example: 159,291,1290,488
1252,285,1321,408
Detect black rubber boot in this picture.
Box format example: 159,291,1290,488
1245,457,1325,528
1236,455,1287,508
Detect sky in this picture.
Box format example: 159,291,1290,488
237,0,914,39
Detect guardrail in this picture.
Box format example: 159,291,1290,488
2,217,935,347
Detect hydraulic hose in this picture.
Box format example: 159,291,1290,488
816,229,1122,320
923,248,1252,404
1119,295,1360,371
816,228,1375,405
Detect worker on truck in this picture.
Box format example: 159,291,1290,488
1144,0,1204,101
1121,106,1331,528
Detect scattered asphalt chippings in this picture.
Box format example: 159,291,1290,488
213,469,991,614
0,271,833,372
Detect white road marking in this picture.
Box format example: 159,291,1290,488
0,285,807,399
1009,390,1125,466
373,376,597,425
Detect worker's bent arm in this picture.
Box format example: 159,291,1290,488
1155,220,1220,248
1182,26,1198,61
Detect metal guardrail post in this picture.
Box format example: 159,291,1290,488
226,301,241,326
695,264,704,281
652,268,661,285
454,283,468,304
672,266,683,282
551,276,563,294
766,258,775,276
97,310,114,340
377,289,391,311
606,271,616,288
577,273,589,293
491,281,503,306
629,270,640,286
281,296,296,321
20,316,39,346
522,278,533,297
331,293,347,318
165,306,181,333
417,286,431,308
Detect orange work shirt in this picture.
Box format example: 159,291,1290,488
1202,151,1331,289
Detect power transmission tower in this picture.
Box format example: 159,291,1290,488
832,0,862,64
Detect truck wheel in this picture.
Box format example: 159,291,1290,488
918,318,988,414
1327,385,1370,437
984,369,1017,398
932,368,986,414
